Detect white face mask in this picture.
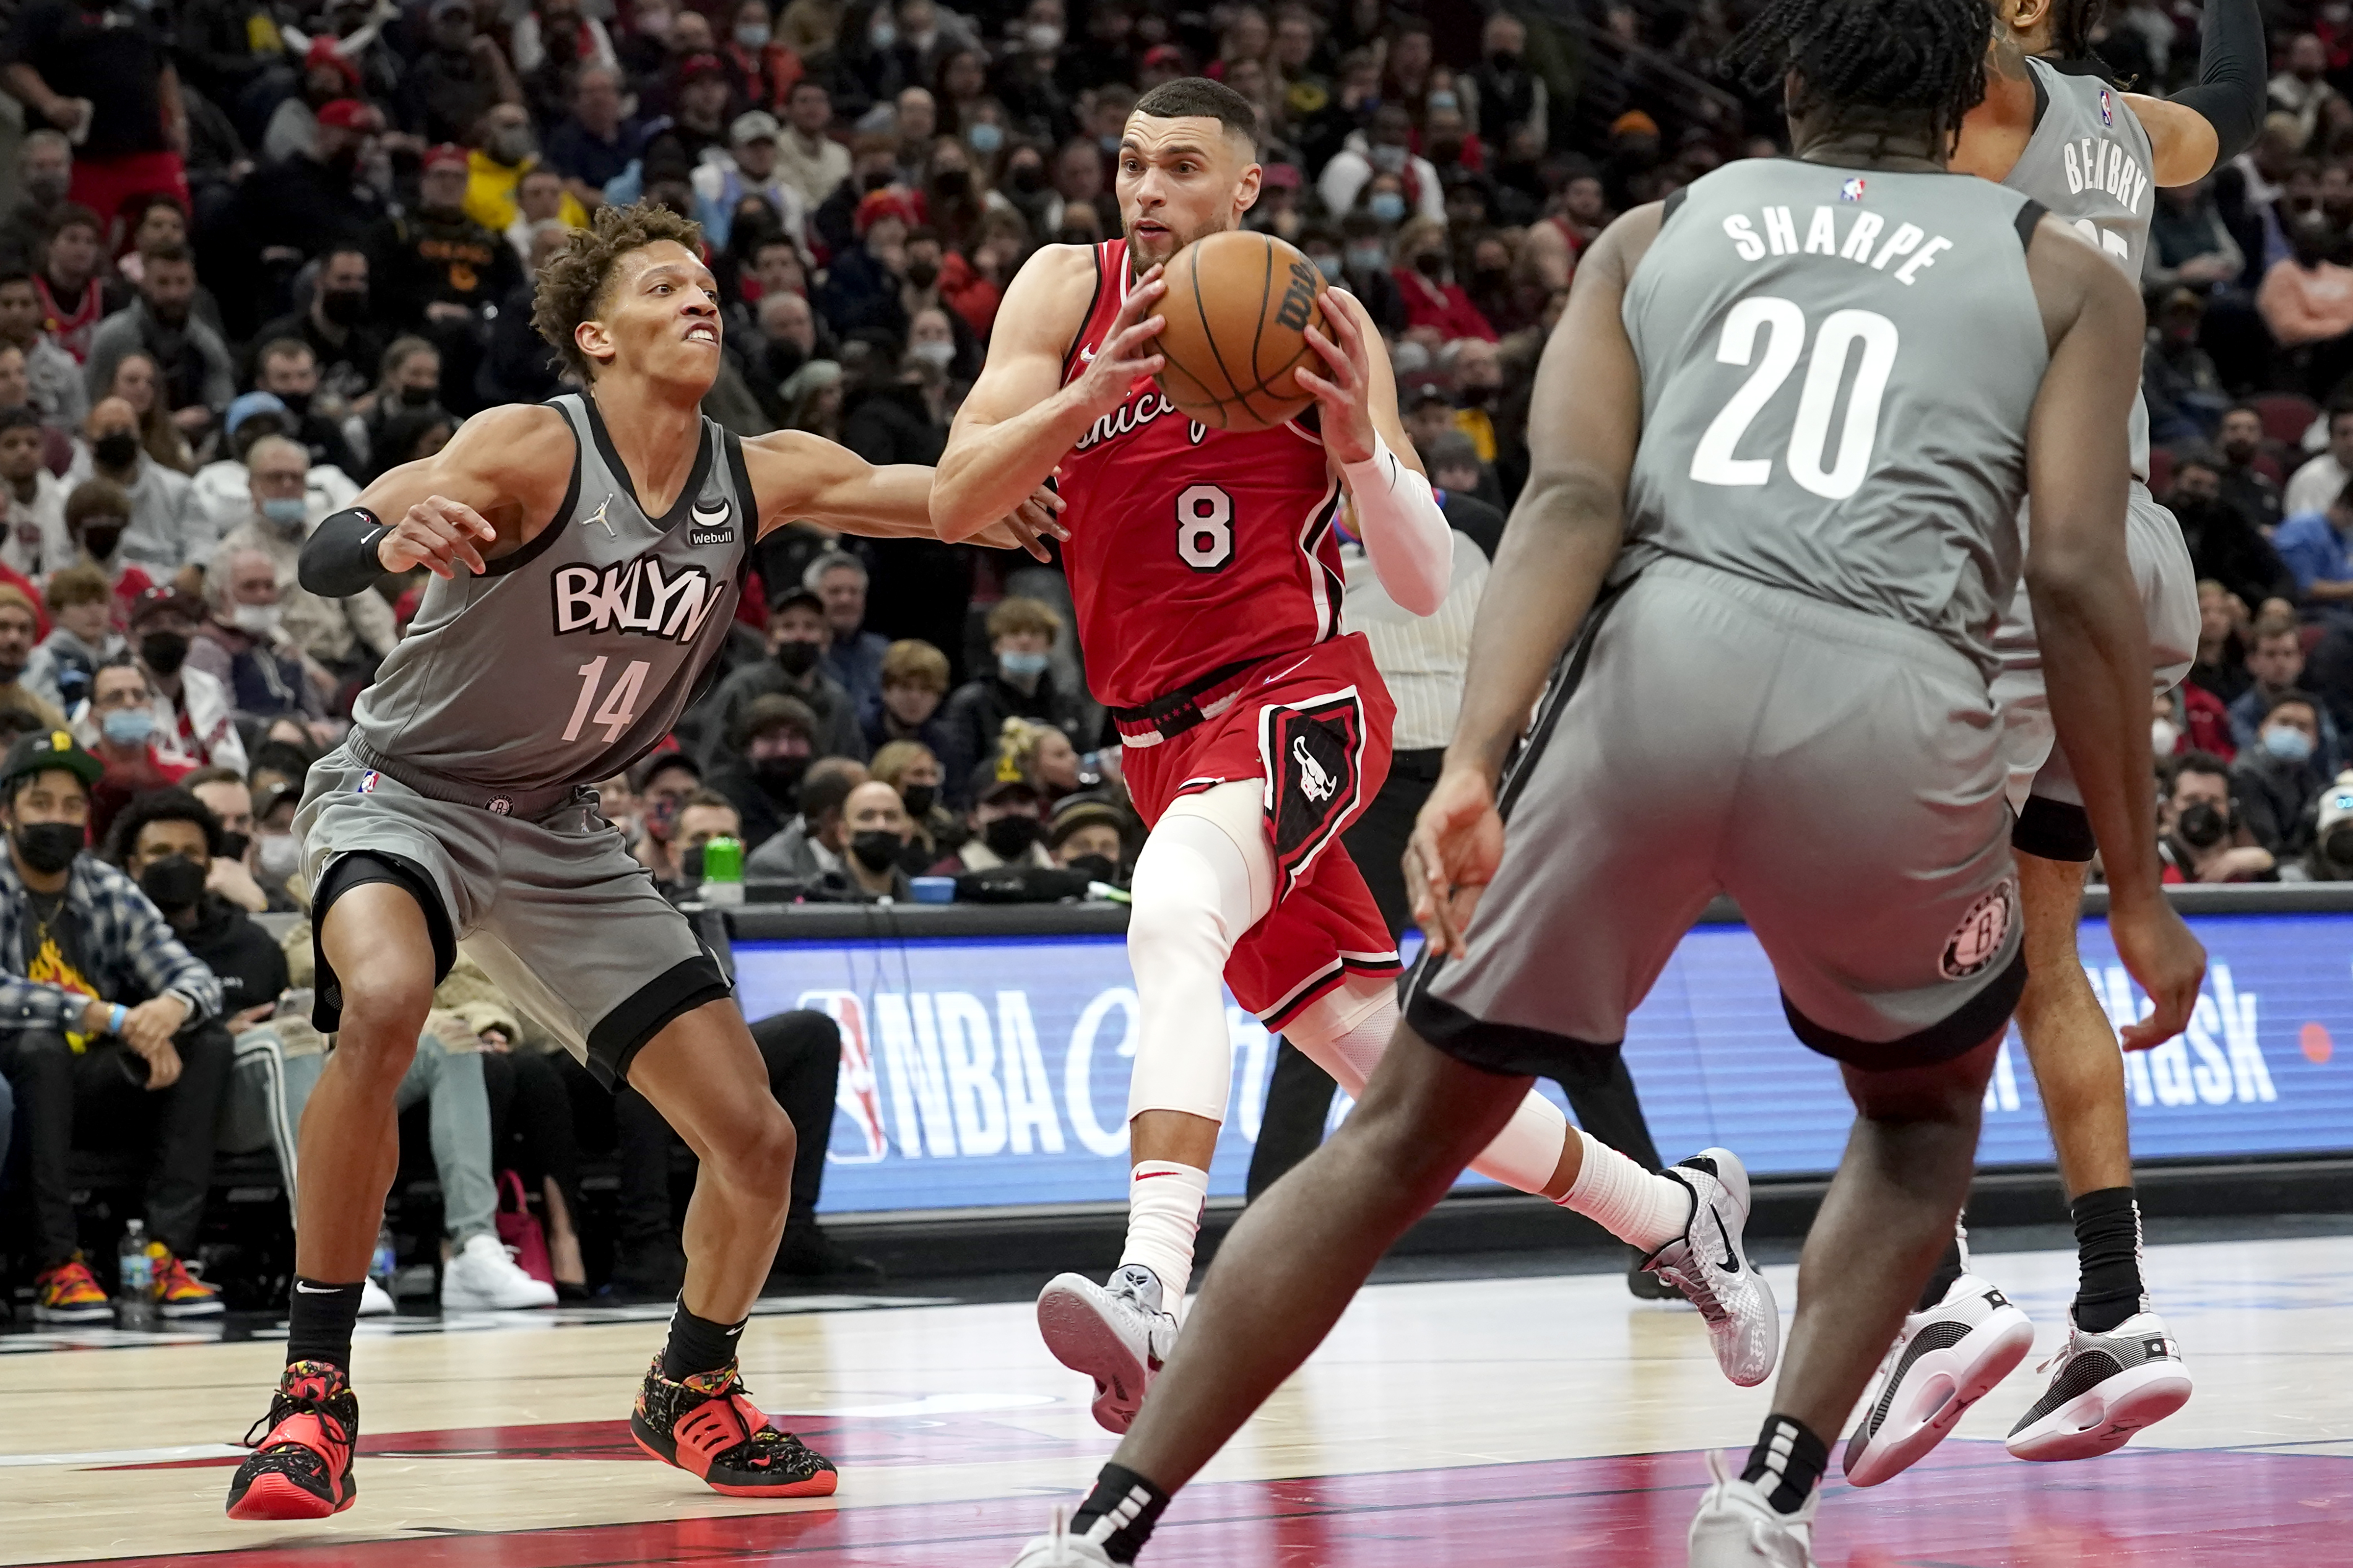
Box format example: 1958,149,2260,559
2152,717,2181,755
256,832,301,880
231,602,283,637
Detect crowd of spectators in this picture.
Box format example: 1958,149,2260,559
9,0,2353,1313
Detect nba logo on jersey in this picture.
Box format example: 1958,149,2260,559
1838,177,1866,202
2098,87,2114,125
355,771,379,794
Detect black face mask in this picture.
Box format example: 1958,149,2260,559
93,431,140,470
1064,851,1115,883
905,258,940,289
13,820,82,874
1457,383,1496,409
754,753,809,803
321,289,369,325
774,638,821,675
900,782,935,818
2326,821,2353,866
221,829,250,861
82,522,125,560
399,384,438,407
2177,800,2229,849
1487,49,1521,70
933,169,971,199
861,168,894,193
850,828,901,871
1011,162,1047,193
139,853,206,913
140,629,190,675
275,391,312,420
983,813,1041,860
1413,249,1446,278
1428,138,1464,165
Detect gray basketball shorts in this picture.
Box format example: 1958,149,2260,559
295,747,731,1089
1402,557,2026,1076
1990,481,2200,863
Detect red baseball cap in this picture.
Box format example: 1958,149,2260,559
677,51,727,84
305,36,360,85
315,98,375,132
854,186,919,235
423,142,470,172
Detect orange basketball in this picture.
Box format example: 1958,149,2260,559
1153,230,1329,432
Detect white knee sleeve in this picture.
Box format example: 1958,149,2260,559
1124,785,1274,1123
1285,974,1571,1195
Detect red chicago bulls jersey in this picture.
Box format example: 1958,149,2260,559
1056,239,1346,710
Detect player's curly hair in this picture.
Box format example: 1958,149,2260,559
2050,0,2109,63
1724,0,1991,157
532,200,705,383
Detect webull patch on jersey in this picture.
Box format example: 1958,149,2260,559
688,497,734,547
552,553,724,643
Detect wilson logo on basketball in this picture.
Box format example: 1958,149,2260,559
1274,258,1319,332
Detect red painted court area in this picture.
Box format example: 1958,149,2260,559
43,1443,2350,1567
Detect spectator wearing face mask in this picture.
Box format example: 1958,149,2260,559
209,434,395,682
401,0,526,147
24,565,120,716
836,777,914,899
0,584,61,727
466,103,591,239
0,132,74,276
705,693,818,850
700,587,867,765
2233,688,2330,858
0,731,229,1325
2212,405,2285,538
1047,792,1126,882
62,481,156,628
865,636,952,754
938,768,1051,871
186,547,331,727
179,763,278,914
0,407,69,577
628,751,702,883
82,658,195,842
123,588,244,773
1393,218,1498,346
82,245,232,451
2299,772,2353,881
2229,612,2342,767
746,755,869,878
1318,104,1444,229
937,597,1083,810
72,398,203,572
108,785,278,1025
252,247,388,410
2166,450,2294,617
251,340,365,481
870,737,956,869
2160,750,2274,883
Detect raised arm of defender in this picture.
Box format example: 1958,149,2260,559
741,428,1065,559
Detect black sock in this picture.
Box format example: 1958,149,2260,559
1740,1413,1828,1515
1070,1462,1171,1564
284,1278,365,1370
1914,1234,1967,1313
661,1297,749,1381
2070,1186,2146,1334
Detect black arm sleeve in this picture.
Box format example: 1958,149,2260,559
299,506,390,597
2170,0,2266,166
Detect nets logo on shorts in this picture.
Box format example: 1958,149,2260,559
1260,689,1366,899
1940,878,2016,981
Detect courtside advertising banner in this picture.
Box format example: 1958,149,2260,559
728,913,2353,1215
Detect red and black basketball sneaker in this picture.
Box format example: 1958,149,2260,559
628,1355,838,1497
225,1360,360,1520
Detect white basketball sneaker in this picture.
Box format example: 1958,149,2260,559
1842,1272,2034,1486
439,1233,558,1311
1038,1264,1179,1433
1007,1508,1120,1567
2005,1309,2192,1462
359,1276,396,1317
1642,1149,1779,1387
1688,1447,1817,1567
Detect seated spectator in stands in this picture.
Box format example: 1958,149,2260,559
1002,714,1082,804
1445,338,1507,463
210,434,395,681
2277,477,2353,617
696,112,812,252
187,548,330,729
938,597,1084,807
2144,289,2228,444
2259,213,2353,400
805,548,886,711
0,408,69,578
0,271,86,430
25,565,119,715
83,246,232,454
865,636,951,754
179,764,275,913
1394,218,1498,344
870,737,955,870
704,692,817,850
253,247,389,411
835,777,914,900
1320,103,1442,226
240,99,388,264
501,171,572,263
939,769,1052,871
109,787,277,1024
401,0,526,146
2301,774,2353,881
74,398,203,572
373,144,525,409
746,755,867,877
85,660,195,840
671,789,743,873
1048,792,1126,881
2215,405,2285,537
480,222,572,406
467,102,590,239
544,64,646,212
703,587,865,762
2159,750,2276,883
252,339,365,479
2157,680,2235,762
101,351,196,477
0,731,230,1323
628,750,701,883
0,131,73,274
262,36,363,164
2233,689,2329,859
0,585,61,727
0,345,72,475
2169,451,2296,615
776,78,851,213
31,207,114,367
63,480,156,626
2231,613,2343,770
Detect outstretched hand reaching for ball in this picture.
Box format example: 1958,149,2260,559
1068,264,1168,421
1294,290,1380,466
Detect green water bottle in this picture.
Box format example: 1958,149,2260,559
700,834,745,905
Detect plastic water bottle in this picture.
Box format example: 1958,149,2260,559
116,1220,156,1331
371,1221,397,1296
699,834,746,906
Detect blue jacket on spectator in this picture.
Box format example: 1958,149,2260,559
0,852,222,1031
826,630,888,716
2274,508,2353,604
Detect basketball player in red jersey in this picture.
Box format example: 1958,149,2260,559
934,76,1775,1434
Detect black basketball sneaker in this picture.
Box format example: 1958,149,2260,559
225,1360,360,1520
628,1355,839,1497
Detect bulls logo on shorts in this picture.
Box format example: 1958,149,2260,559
1260,689,1367,899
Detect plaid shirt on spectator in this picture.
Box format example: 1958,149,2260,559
0,851,221,1032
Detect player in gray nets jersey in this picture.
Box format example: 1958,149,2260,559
1831,0,2270,1488
999,5,2207,1567
226,204,1061,1527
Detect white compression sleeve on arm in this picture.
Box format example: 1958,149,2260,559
1340,432,1453,617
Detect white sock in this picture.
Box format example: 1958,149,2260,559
1120,1160,1209,1305
1559,1131,1694,1252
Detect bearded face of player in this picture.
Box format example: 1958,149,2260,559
1115,112,1263,273
575,240,726,394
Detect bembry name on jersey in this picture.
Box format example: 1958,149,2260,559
1719,204,1954,285
552,552,725,643
2059,136,2150,214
